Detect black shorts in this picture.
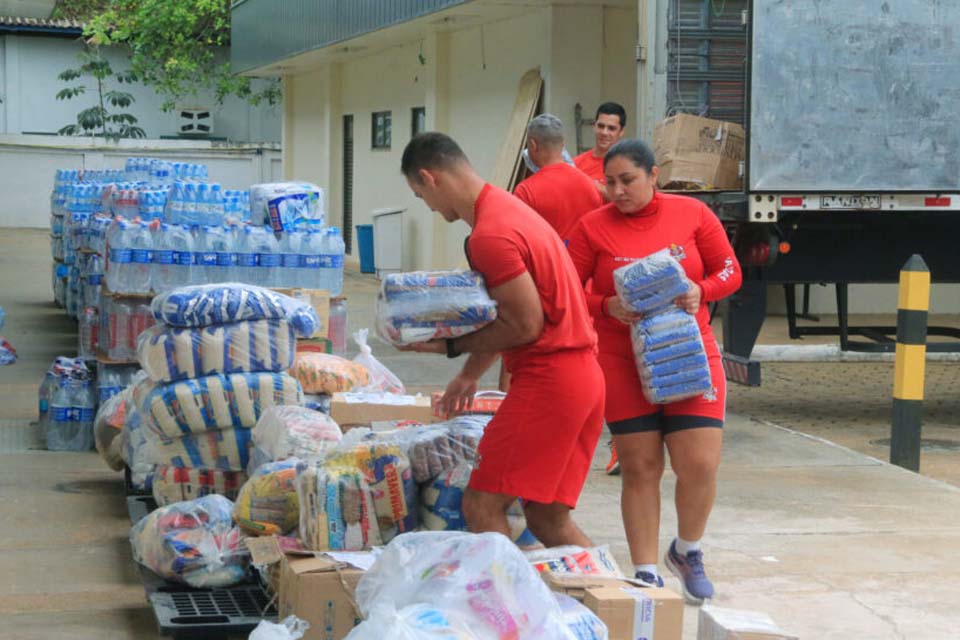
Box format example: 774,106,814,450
608,413,723,436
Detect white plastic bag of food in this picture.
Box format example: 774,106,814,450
352,329,404,394
354,531,577,639
251,405,343,466
555,593,609,640
249,615,309,640
345,603,478,639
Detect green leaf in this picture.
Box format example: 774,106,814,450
58,68,83,82
58,124,79,136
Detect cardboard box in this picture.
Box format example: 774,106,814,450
247,535,367,640
431,390,506,420
544,573,641,601
584,586,684,640
654,113,745,191
697,605,798,640
330,392,434,428
276,288,331,339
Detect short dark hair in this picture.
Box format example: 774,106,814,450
604,138,656,173
401,132,469,179
595,102,627,129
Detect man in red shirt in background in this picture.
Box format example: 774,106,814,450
399,132,605,547
574,102,628,192
515,113,603,242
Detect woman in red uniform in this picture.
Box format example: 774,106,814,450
567,139,742,603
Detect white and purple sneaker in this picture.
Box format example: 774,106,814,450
664,540,714,604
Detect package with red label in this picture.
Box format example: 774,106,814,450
526,545,624,578
431,390,505,420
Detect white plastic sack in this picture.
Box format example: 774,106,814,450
555,593,609,640
251,405,343,469
249,615,309,640
352,329,404,394
250,182,325,233
345,603,478,639
353,531,577,639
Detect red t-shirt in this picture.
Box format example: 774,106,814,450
467,184,597,371
566,192,742,356
514,162,604,241
573,150,605,183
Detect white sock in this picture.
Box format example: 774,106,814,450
634,563,659,577
675,537,701,555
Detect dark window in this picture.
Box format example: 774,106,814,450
372,111,392,149
342,115,354,254
411,106,426,137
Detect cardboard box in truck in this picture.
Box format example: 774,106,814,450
654,113,745,191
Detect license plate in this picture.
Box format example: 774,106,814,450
820,195,881,209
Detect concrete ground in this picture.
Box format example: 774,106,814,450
2,228,960,639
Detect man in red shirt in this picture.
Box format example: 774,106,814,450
399,132,605,547
574,102,627,190
515,113,604,242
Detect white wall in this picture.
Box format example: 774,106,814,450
0,36,281,142
0,134,281,228
766,283,960,315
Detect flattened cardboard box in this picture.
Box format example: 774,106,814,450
330,392,434,427
584,586,683,640
654,113,745,191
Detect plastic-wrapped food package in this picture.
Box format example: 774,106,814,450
345,603,478,639
152,465,246,506
250,182,325,233
352,329,404,394
233,459,300,536
630,312,712,404
289,352,370,395
135,371,303,439
419,463,530,543
151,284,321,338
94,390,127,471
130,494,248,587
612,249,691,315
137,319,296,383
296,440,416,551
555,593,609,640
353,531,579,639
376,271,498,345
249,615,310,640
525,545,624,577
251,406,343,466
121,381,157,492
144,425,255,472
395,416,487,483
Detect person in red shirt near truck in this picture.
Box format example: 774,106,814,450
567,138,742,603
515,113,603,242
574,102,628,191
398,132,605,547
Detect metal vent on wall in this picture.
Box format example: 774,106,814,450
178,108,213,136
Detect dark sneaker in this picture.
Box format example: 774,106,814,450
634,571,664,588
605,441,621,475
664,540,714,604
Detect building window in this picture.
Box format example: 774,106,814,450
372,111,392,149
411,106,426,137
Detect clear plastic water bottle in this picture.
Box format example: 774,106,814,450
152,223,176,292
198,225,222,282
184,182,199,225
210,184,224,225
211,224,238,282
251,226,279,288
280,230,302,288
84,254,103,308
236,225,257,285
171,224,195,287
76,378,96,449
106,219,131,293
79,306,99,359
322,227,345,296
47,374,73,450
129,221,154,294
300,229,323,290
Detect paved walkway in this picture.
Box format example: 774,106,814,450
1,229,958,639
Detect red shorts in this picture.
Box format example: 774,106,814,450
598,334,726,435
469,349,605,508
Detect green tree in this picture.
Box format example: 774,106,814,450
83,0,280,111
50,0,108,21
57,47,146,140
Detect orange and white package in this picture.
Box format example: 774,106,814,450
289,352,370,395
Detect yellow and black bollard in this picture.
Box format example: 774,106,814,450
891,254,930,472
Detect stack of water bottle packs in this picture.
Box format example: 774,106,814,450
39,357,98,451
613,248,713,403
131,284,318,506
376,270,498,345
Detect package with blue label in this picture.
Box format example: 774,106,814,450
134,371,303,439
151,283,321,338
250,182,325,233
137,318,297,383
630,313,712,404
144,423,255,472
613,248,691,315
376,270,498,345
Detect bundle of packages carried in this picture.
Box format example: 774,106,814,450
232,458,301,536
296,434,417,551
152,465,246,507
130,494,248,587
613,248,712,404
250,182,325,233
94,387,128,471
288,352,369,395
248,405,342,475
420,462,537,547
376,270,498,345
395,415,489,483
349,531,586,639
